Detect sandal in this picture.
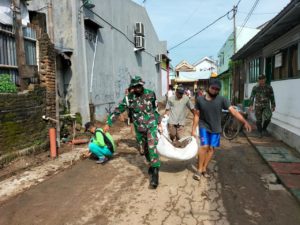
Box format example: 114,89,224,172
202,171,210,178
193,171,202,181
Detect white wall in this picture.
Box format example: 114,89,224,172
161,69,168,97
271,79,300,136
195,60,217,72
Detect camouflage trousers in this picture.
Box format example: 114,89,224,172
255,105,272,131
255,105,272,122
135,126,160,168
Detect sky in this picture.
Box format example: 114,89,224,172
132,0,290,67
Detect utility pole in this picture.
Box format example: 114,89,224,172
233,5,237,54
12,0,26,90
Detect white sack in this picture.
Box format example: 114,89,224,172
157,134,198,161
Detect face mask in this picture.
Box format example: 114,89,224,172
207,89,219,98
133,85,143,96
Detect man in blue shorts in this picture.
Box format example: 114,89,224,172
191,79,252,180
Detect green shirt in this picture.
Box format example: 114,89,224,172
92,128,115,151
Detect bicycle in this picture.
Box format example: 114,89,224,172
222,106,247,140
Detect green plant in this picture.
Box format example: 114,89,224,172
0,74,17,93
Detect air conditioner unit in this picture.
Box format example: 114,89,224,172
134,35,145,49
135,22,144,36
155,54,162,63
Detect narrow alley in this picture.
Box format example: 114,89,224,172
0,114,299,225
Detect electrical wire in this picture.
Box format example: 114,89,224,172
84,8,156,58
236,0,260,38
168,9,233,52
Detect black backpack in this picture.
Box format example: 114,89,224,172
95,129,114,153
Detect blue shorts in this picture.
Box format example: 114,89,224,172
199,128,220,147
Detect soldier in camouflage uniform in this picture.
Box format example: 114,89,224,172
103,76,162,189
249,75,276,137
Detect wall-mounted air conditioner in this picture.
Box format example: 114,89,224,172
155,54,162,63
135,22,144,36
134,35,145,49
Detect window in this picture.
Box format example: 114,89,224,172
248,58,261,83
271,44,298,81
85,26,97,42
288,44,298,78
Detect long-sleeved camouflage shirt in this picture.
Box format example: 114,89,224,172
250,84,276,108
107,88,161,132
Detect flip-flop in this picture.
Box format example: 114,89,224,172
193,171,202,181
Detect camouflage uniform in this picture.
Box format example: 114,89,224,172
250,84,276,132
107,87,161,168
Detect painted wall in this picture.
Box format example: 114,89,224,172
218,27,260,75
29,0,167,123
243,24,300,152
194,58,217,73
271,79,300,136
88,0,166,120
161,69,168,96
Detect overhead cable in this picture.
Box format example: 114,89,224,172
237,0,260,38
168,9,233,52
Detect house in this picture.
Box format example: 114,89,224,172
174,58,217,94
217,26,260,100
27,0,168,123
231,0,300,152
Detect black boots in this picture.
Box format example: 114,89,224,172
149,167,159,189
256,122,262,138
262,120,270,132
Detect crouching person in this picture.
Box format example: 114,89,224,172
85,122,115,164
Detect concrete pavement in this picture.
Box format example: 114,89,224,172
244,129,300,203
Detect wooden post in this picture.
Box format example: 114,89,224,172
12,0,26,90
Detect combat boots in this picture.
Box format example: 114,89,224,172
262,120,270,135
150,167,159,189
256,122,262,138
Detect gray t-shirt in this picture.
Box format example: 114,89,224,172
195,95,230,133
166,95,194,125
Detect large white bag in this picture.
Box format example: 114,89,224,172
157,115,198,161
157,134,198,160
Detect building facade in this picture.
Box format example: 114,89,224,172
232,0,300,152
28,0,168,123
217,27,260,100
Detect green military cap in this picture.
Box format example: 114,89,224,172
130,76,145,87
258,74,266,80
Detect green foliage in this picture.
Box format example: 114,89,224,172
0,74,17,93
75,112,82,125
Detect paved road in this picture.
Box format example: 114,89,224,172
0,115,300,225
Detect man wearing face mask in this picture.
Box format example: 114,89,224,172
165,84,194,142
191,79,252,180
103,76,162,189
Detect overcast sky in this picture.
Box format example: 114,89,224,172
132,0,290,66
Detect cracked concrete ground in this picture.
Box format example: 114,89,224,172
0,114,300,225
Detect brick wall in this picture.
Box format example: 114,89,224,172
0,88,48,158
39,33,56,120
0,33,57,165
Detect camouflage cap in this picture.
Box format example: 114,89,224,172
258,74,266,80
130,76,145,87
